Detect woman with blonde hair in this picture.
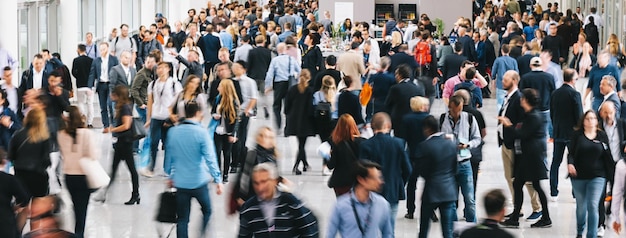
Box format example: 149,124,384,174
10,107,51,233
314,75,338,175
212,79,240,183
605,33,626,67
389,31,403,54
58,106,98,237
285,69,315,175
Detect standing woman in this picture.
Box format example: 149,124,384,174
499,88,552,228
178,37,205,80
102,85,140,205
301,34,324,82
327,114,363,196
58,106,99,237
212,79,240,183
567,110,614,238
285,69,315,175
9,108,50,233
313,76,338,175
170,75,207,122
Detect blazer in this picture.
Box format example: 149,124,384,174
337,90,364,125
87,55,119,90
0,107,21,153
197,33,221,64
108,64,137,93
419,133,458,203
336,50,366,89
459,35,478,62
71,55,93,88
550,84,583,140
360,133,412,203
301,46,324,78
389,52,418,74
246,46,272,81
176,55,203,84
18,68,50,118
441,53,467,80
385,80,425,130
399,111,430,161
327,137,364,188
498,89,525,148
602,92,622,118
512,109,548,181
599,118,626,160
8,128,51,174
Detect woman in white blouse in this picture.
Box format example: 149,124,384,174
177,37,205,81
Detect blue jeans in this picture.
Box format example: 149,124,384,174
389,203,398,234
135,105,147,123
550,140,568,196
496,88,506,112
592,97,604,113
456,160,476,222
419,201,456,238
571,177,606,238
149,119,169,171
96,82,113,127
540,110,553,139
176,184,212,238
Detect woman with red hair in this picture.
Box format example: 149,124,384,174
326,114,363,196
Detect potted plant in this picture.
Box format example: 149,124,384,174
433,18,445,39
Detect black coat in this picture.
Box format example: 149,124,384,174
301,46,324,79
420,133,458,203
327,137,364,188
389,52,419,74
459,35,478,62
516,53,536,76
385,80,425,130
599,118,626,160
247,46,272,81
71,55,93,88
498,90,525,149
442,53,467,81
284,86,315,137
337,90,364,125
512,109,548,181
519,70,555,111
550,84,583,140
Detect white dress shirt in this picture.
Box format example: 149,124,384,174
100,56,109,83
32,69,44,89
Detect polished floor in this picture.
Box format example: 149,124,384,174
37,90,624,238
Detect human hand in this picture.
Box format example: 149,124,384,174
102,127,111,133
228,136,238,143
0,116,11,128
614,221,622,234
140,104,147,109
216,183,223,195
568,164,577,177
497,116,512,127
167,179,174,188
144,120,151,128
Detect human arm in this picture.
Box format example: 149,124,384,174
130,73,146,106
103,113,132,133
87,60,97,89
292,198,320,237
265,59,276,93
468,115,482,149
201,129,222,184
325,204,341,238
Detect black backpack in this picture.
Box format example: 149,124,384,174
314,93,332,122
454,81,482,108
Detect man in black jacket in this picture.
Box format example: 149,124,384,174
385,64,424,132
312,55,341,92
441,42,467,81
542,23,565,64
458,26,477,62
247,36,272,118
549,68,583,199
389,44,418,75
519,57,556,142
71,44,94,127
460,189,514,238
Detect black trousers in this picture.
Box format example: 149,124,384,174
294,136,309,169
471,161,480,196
406,160,420,214
110,140,139,195
214,133,233,177
272,81,289,129
65,175,92,238
231,115,250,168
511,179,550,221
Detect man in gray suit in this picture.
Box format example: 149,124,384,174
109,50,137,93
600,75,621,118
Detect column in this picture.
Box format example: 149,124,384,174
105,0,122,35
140,1,156,27
0,0,18,79
59,0,80,97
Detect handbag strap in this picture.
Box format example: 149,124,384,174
17,136,30,152
343,140,357,160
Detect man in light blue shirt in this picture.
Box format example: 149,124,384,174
326,160,393,238
165,102,223,238
264,43,301,130
217,22,233,51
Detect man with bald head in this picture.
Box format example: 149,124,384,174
497,70,541,218
549,68,583,200
599,100,626,232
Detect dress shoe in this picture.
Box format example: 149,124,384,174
404,213,414,219
124,194,140,205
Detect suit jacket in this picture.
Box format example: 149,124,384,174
459,35,478,62
87,56,119,90
442,53,467,80
0,107,21,152
498,89,525,148
599,118,626,160
550,84,583,140
602,92,622,118
389,52,418,74
197,34,221,64
176,55,203,85
18,68,50,119
420,133,458,203
71,55,93,88
247,46,272,81
108,64,137,93
513,109,548,181
517,53,535,76
385,80,425,130
399,112,430,161
360,133,412,204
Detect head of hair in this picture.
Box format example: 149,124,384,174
217,79,240,124
521,88,540,108
253,162,279,180
501,44,510,54
112,85,131,120
331,114,360,144
350,41,360,50
563,68,576,83
484,189,507,216
353,159,382,185
183,75,203,95
184,101,201,118
464,67,477,81
602,75,618,88
33,53,44,60
576,110,598,131
64,106,85,139
453,90,471,105
325,55,337,66
321,76,337,108
342,75,354,88
422,115,440,134
298,69,311,93
24,108,49,143
449,94,464,107
371,112,391,131
380,56,391,70
3,66,10,71
77,44,87,53
0,90,7,108
395,64,412,80
454,42,463,53
409,96,428,112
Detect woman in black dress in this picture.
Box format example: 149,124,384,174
499,88,552,228
285,69,315,175
301,33,324,81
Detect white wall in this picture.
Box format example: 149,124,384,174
0,0,18,78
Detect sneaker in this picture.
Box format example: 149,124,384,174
530,218,552,228
505,212,524,218
550,196,558,202
500,219,519,228
526,211,542,221
140,169,154,178
322,167,332,176
598,225,605,237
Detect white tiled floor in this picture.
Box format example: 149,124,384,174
45,96,623,237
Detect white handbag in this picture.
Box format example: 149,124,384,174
79,158,110,189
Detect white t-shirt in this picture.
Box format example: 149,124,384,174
147,77,183,120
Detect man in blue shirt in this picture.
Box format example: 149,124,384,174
492,44,520,111
265,43,301,131
326,160,393,238
217,23,233,51
165,102,223,238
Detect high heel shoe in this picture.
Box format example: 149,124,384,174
124,194,141,205
303,165,309,172
292,168,302,175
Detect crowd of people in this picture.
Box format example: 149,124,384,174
2,0,626,237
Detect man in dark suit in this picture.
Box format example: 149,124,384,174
19,54,50,118
457,26,477,62
87,42,119,128
600,75,621,118
108,50,137,93
549,69,583,199
418,115,458,238
360,112,412,231
171,50,202,85
497,70,541,218
385,64,425,132
441,42,467,81
197,25,222,82
71,44,94,127
248,35,273,93
389,44,418,75
517,42,536,77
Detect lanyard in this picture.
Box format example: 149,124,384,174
350,193,372,237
